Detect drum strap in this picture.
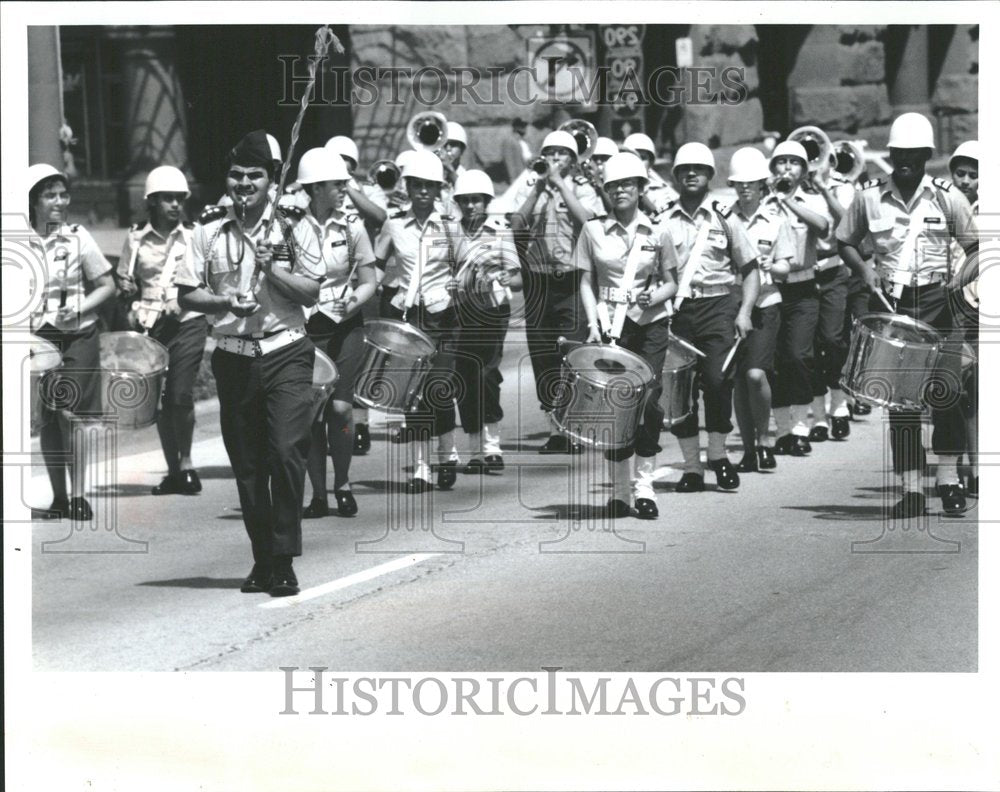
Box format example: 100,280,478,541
607,231,645,340
317,219,356,323
674,215,712,309
889,200,931,298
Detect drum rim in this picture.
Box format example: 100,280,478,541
312,348,339,386
29,336,63,372
564,343,655,387
856,312,943,346
365,318,436,357
99,330,170,373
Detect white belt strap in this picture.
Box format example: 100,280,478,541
674,217,711,308
608,233,645,340
889,200,930,298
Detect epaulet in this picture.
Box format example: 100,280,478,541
440,214,454,221
588,214,608,224
573,175,590,186
182,220,195,230
712,200,733,218
389,209,407,219
486,216,511,231
932,177,953,192
277,204,305,222
346,212,361,223
69,224,80,232
199,205,227,224
859,177,886,190
663,199,677,212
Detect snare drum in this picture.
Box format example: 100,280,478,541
840,313,942,410
311,348,339,422
99,331,170,429
553,344,654,449
354,319,436,414
29,337,62,434
658,338,698,427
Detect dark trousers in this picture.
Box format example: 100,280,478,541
211,336,315,563
383,303,458,440
670,292,740,439
606,317,670,461
454,303,510,435
153,315,209,408
773,281,819,408
843,271,870,343
870,284,965,473
523,268,588,412
810,266,850,396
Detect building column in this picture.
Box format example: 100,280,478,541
888,25,930,117
28,26,64,169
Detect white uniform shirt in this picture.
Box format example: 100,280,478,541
30,223,112,332
374,208,460,313
303,210,376,317
119,222,203,323
731,203,796,308
453,216,520,309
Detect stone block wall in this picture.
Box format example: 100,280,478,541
931,24,978,152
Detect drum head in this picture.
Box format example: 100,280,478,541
99,331,170,373
858,313,942,347
29,337,62,372
662,337,697,371
313,348,339,387
565,344,654,389
366,319,435,358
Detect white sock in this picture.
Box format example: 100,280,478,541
609,459,632,502
811,395,829,427
412,440,432,482
437,430,457,464
679,436,703,474
830,388,849,418
707,431,728,462
467,431,482,456
790,405,810,437
483,422,502,455
633,456,657,501
936,455,961,486
773,406,791,437
353,407,369,425
896,469,922,495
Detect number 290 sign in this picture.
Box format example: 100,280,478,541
601,24,645,55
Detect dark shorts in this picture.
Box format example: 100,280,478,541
306,311,367,403
152,315,209,409
34,321,103,421
739,303,780,375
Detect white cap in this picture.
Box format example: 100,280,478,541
672,142,716,174
144,165,190,198
728,148,770,183
296,148,350,185
28,163,67,193
453,169,495,198
887,112,935,150
394,150,418,171
949,140,980,170
446,122,468,147
325,135,360,164
769,140,809,170
592,137,619,158
402,150,445,183
265,134,282,163
623,133,656,157
602,152,648,187
541,130,578,157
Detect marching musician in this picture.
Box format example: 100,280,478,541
28,163,116,521
295,148,378,518
948,139,980,496
373,150,462,493
587,136,621,214
575,152,680,519
176,130,323,596
726,148,796,473
508,129,604,454
449,170,522,474
441,121,469,186
766,140,830,458
657,142,760,493
117,166,208,497
836,112,978,518
623,132,678,215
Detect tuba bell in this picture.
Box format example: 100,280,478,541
559,118,599,161
787,125,834,173
368,159,401,191
829,140,866,183
406,111,449,153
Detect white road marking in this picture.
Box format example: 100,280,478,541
259,553,441,609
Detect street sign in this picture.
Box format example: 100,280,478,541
526,32,597,106
675,37,693,68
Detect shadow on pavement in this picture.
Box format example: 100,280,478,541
138,576,244,589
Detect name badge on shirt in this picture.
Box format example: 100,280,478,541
923,216,944,225
329,240,347,248
641,245,656,252
431,239,450,247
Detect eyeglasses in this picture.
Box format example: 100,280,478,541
227,169,268,182
607,181,639,193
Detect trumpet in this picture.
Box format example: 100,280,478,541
368,159,401,191
787,125,834,173
406,111,448,152
559,118,598,162
829,140,866,183
530,157,550,176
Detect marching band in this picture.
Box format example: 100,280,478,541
26,110,981,596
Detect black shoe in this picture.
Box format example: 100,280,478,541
606,498,631,518
302,497,329,519
334,489,358,517
774,434,806,456
808,425,829,442
937,484,967,516
31,497,69,521
437,460,457,490
462,458,487,475
675,472,705,493
967,475,979,498
831,416,851,440
708,458,740,490
270,565,299,597
735,450,759,473
353,423,371,455
152,474,182,495
757,446,777,470
406,477,432,494
179,469,202,494
68,496,93,521
570,441,584,455
539,434,569,454
634,498,658,519
484,454,505,472
852,401,872,417
890,492,926,519
796,436,812,454
240,564,273,593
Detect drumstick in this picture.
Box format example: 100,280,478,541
874,288,896,313
57,270,67,308
338,257,361,300
722,337,742,374
668,330,707,358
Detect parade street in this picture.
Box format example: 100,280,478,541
28,324,977,674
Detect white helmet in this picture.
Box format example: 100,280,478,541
949,140,980,170
402,149,445,183
887,112,935,150
144,165,190,198
453,169,495,198
623,132,656,157
728,147,770,183
296,148,350,185
394,150,417,170
602,152,648,187
592,137,619,159
265,134,282,163
446,122,468,147
672,142,716,174
769,140,809,170
541,130,578,157
28,163,67,193
325,135,360,164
